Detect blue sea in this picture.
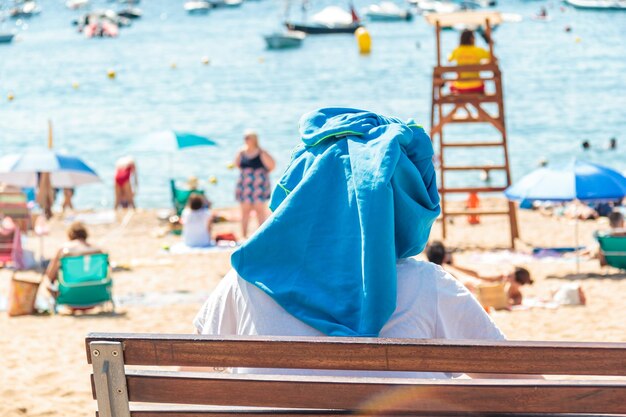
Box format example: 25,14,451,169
1,0,625,209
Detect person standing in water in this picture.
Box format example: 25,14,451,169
114,156,138,209
234,130,275,239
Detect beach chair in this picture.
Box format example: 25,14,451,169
170,179,205,216
55,253,114,313
596,232,626,270
0,229,13,267
0,190,32,231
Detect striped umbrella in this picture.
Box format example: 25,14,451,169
0,149,101,188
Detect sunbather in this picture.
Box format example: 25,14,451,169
181,194,213,248
45,222,103,294
425,240,533,306
194,108,524,379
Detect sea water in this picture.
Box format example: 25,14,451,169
1,0,624,208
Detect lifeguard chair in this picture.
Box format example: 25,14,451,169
426,11,518,248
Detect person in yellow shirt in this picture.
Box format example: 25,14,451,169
448,29,491,94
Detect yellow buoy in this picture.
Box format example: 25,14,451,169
226,162,235,169
170,62,177,69
7,92,15,101
201,56,210,65
355,27,371,54
208,175,218,184
575,36,582,43
258,57,265,63
107,69,116,79
72,81,80,89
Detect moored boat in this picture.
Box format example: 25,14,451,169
285,6,362,34
264,30,305,49
564,0,626,9
0,33,16,44
364,2,413,21
184,1,211,13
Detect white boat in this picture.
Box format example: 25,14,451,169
9,1,41,18
0,33,15,43
66,0,89,10
364,2,413,20
184,1,211,13
411,0,460,13
264,30,305,49
564,0,626,9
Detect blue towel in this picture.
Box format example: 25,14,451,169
231,108,441,336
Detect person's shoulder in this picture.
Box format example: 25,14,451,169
397,257,446,278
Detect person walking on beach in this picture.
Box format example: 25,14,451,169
114,156,138,209
234,129,275,239
448,29,491,95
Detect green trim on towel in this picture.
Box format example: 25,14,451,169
307,130,364,147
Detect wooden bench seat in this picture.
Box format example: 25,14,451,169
85,333,626,417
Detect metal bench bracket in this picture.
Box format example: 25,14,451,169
90,341,130,417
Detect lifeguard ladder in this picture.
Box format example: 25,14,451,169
426,11,518,248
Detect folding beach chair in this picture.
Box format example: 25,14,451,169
596,232,626,271
170,179,205,216
55,253,114,313
0,229,13,267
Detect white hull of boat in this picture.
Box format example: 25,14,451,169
564,0,626,9
264,31,305,49
184,1,211,13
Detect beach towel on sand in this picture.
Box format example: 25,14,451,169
231,108,440,336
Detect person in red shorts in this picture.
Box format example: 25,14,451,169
448,29,491,95
114,156,137,209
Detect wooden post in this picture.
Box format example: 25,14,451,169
47,120,53,149
486,19,494,64
435,21,441,67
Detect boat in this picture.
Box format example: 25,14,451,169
264,30,305,49
285,6,362,34
409,0,460,13
84,20,119,37
208,0,243,8
117,7,142,18
564,0,626,9
184,1,211,14
364,2,413,21
9,1,41,18
66,0,89,10
0,33,15,44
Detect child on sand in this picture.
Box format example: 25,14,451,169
448,29,491,95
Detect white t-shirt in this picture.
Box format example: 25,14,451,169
181,207,212,247
194,258,505,378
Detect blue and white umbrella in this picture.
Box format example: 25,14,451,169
505,159,626,203
0,149,101,188
133,131,217,152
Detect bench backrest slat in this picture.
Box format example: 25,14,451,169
86,334,626,376
124,371,626,414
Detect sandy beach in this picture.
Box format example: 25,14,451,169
1,203,625,417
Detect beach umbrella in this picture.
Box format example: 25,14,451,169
133,131,217,152
505,159,626,203
505,159,626,272
0,149,101,188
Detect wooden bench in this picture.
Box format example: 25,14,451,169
85,333,626,417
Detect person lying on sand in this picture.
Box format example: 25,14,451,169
425,241,534,306
194,108,540,380
45,222,103,295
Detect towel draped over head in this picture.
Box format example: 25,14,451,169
231,107,441,336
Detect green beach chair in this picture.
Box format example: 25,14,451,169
595,232,626,271
55,253,114,313
170,179,205,216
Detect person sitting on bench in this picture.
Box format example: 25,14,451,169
45,222,103,295
194,108,511,379
448,29,491,95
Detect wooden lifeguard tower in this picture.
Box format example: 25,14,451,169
426,11,518,248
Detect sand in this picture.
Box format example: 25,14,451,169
1,203,625,417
